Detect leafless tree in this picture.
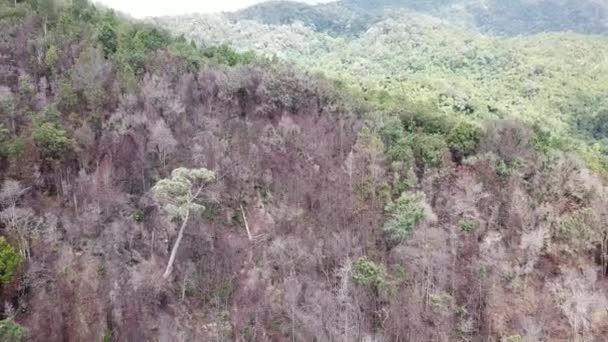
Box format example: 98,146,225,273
0,180,41,259
148,119,178,169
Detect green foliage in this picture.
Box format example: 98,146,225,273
459,218,479,233
385,131,447,168
96,16,117,56
71,0,97,21
202,44,256,67
0,236,21,285
134,25,170,51
578,109,608,141
411,133,449,167
352,257,385,287
32,121,70,157
448,121,481,158
168,36,203,70
57,79,78,112
44,44,59,73
133,210,144,223
399,105,454,136
114,27,155,74
0,319,25,342
495,158,523,178
504,335,523,342
101,328,112,342
0,5,27,20
0,135,24,158
152,167,216,221
383,191,427,242
379,115,405,146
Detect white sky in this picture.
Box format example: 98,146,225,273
95,0,335,18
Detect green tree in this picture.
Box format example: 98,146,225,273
32,122,70,158
352,257,385,287
448,120,481,158
35,0,56,38
135,26,170,50
0,236,21,285
169,36,203,70
71,0,96,21
152,167,215,278
57,79,78,113
116,29,147,74
44,44,59,74
97,18,118,57
383,191,427,242
0,319,25,342
405,133,448,167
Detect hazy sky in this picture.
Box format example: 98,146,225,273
95,0,335,18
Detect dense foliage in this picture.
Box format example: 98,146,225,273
0,319,25,342
0,237,21,285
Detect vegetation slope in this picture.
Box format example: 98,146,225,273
0,0,607,341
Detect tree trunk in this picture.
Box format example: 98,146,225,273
162,210,190,279
240,204,253,241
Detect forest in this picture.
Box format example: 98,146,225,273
0,0,607,341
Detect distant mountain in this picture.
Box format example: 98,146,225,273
227,0,608,36
470,0,608,35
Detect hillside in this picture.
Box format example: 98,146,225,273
0,0,608,341
157,3,608,172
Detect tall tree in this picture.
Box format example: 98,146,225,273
152,167,215,279
36,0,56,39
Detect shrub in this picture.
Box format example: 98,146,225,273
413,133,449,167
459,218,479,233
133,210,144,223
504,335,522,342
0,319,26,342
448,120,481,158
383,191,427,242
44,45,59,73
57,79,78,113
0,237,21,285
352,257,385,287
0,136,24,159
